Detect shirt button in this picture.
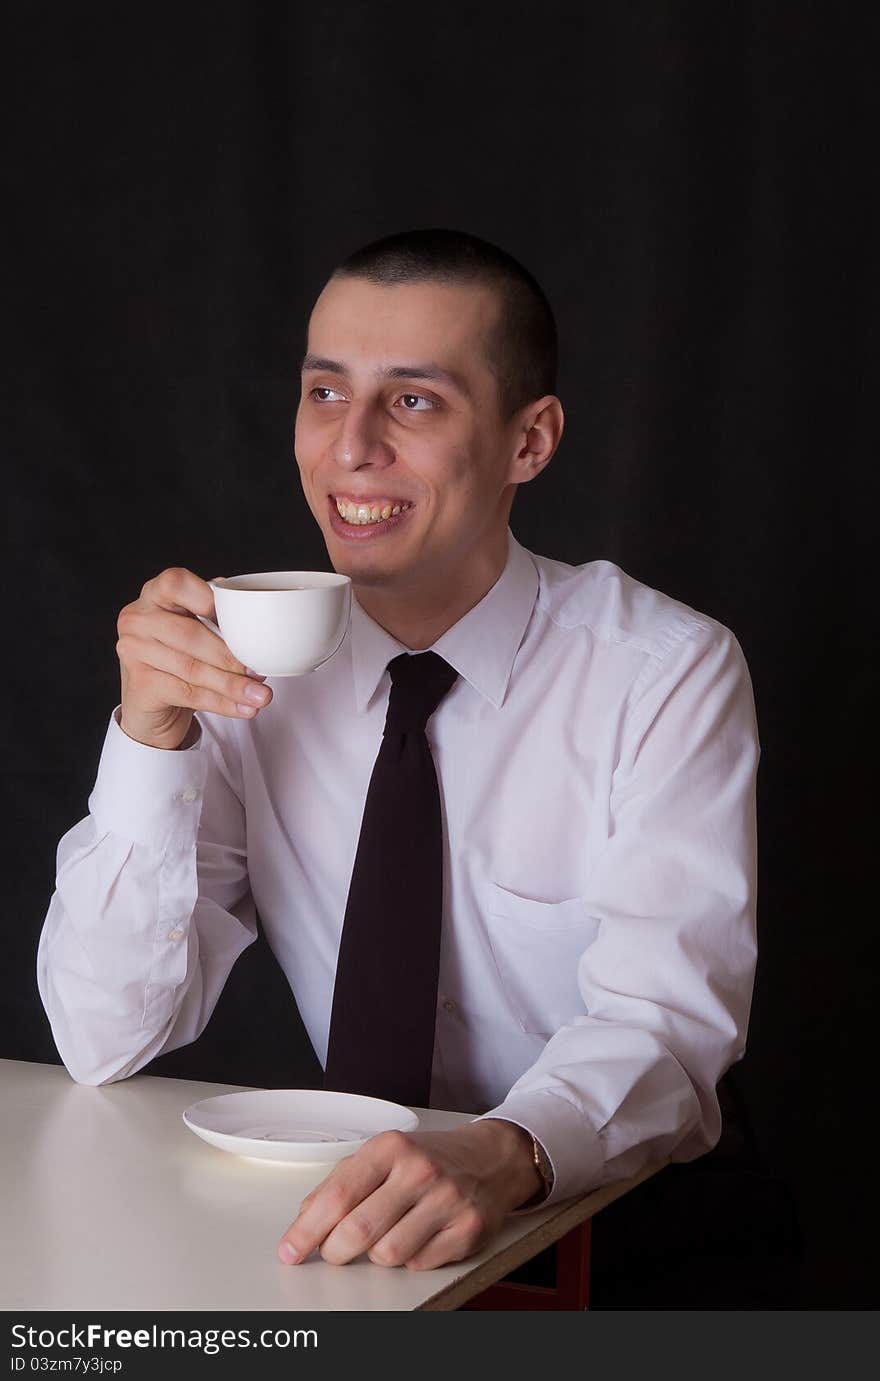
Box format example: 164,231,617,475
180,789,199,803
167,928,185,942
442,998,457,1014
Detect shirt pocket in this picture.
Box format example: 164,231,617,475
483,881,600,1037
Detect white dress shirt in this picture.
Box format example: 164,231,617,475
37,528,759,1206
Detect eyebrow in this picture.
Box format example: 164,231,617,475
301,354,472,399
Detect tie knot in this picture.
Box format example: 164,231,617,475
384,652,458,735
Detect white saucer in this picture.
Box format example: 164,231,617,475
182,1088,419,1165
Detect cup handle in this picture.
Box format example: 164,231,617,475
198,580,224,637
196,614,222,637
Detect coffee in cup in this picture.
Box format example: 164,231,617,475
200,571,352,677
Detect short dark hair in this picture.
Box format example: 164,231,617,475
331,228,557,421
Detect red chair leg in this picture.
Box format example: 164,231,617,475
461,1220,591,1310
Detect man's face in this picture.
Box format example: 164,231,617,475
294,276,526,596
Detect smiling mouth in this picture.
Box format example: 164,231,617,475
331,496,414,526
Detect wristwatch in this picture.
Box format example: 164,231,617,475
522,1132,554,1208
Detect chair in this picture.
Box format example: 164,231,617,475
461,1072,802,1310
460,1220,592,1310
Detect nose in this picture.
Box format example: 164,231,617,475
332,401,395,473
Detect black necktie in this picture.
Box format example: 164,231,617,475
324,651,459,1107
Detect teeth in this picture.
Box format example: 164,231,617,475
335,498,410,525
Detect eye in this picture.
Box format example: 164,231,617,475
308,386,435,411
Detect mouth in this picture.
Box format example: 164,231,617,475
327,493,415,541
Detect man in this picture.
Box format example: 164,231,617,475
37,228,759,1274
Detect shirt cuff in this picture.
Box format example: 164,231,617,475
87,706,210,852
474,1088,605,1209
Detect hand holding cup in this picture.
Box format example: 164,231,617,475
116,567,273,751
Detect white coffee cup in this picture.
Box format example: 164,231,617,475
200,571,352,677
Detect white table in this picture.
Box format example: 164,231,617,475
1,1059,662,1311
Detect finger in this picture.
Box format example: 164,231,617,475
120,604,271,699
143,566,217,620
119,649,268,721
167,604,269,680
315,1137,454,1266
277,1138,401,1265
404,1205,490,1271
128,606,248,675
120,626,273,713
362,1184,463,1268
317,1178,429,1266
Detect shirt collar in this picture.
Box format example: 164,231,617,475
348,527,539,714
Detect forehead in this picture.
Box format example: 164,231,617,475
306,276,500,377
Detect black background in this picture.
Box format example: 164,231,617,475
3,4,874,1308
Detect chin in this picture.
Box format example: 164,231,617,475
332,554,400,586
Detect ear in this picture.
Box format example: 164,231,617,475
507,396,565,487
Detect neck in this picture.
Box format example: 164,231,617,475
353,535,509,650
